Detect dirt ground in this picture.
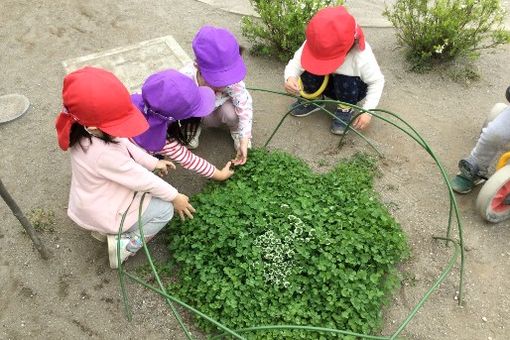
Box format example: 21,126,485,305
1,1,509,339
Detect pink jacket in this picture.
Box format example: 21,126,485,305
67,137,178,234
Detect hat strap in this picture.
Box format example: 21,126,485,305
143,104,176,123
55,106,78,151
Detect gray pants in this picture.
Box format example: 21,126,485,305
123,197,174,253
466,104,510,176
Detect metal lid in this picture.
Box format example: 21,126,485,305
0,94,30,124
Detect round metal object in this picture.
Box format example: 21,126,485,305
476,164,510,223
0,94,30,123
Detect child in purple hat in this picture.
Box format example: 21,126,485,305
131,69,235,181
180,25,253,165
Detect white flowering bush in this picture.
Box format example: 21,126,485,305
241,0,344,61
254,213,315,288
384,0,510,71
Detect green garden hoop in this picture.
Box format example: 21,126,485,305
113,88,465,340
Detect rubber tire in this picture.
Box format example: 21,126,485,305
476,165,510,222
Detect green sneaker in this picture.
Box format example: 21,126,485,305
450,174,477,194
451,159,486,194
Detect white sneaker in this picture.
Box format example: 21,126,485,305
107,235,134,269
90,231,107,243
230,131,252,151
187,125,202,150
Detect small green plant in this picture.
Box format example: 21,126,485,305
383,0,510,72
27,208,56,233
241,0,344,61
167,149,409,338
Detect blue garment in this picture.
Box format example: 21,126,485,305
300,71,368,105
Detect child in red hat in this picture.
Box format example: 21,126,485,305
55,67,195,269
180,25,253,165
130,69,234,181
284,6,385,135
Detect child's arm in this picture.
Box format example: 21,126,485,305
225,82,253,140
159,139,234,181
124,138,159,171
358,46,385,111
96,145,178,202
284,43,306,86
225,82,253,165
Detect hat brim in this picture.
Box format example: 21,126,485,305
132,114,169,152
200,56,247,88
301,43,347,76
187,86,216,119
99,103,149,138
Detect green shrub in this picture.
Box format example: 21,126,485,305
167,149,409,338
241,0,344,61
383,0,510,71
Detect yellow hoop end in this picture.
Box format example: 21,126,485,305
298,75,330,100
496,152,510,170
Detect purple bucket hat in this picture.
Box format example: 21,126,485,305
192,26,247,87
132,69,215,152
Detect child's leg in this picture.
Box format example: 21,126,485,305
124,197,174,252
108,197,173,268
465,106,510,177
327,74,368,134
202,100,239,131
202,100,250,150
327,74,368,106
482,103,508,129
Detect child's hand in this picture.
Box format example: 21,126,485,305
233,138,249,165
352,113,372,130
212,161,235,181
172,193,196,221
155,160,176,176
285,76,300,95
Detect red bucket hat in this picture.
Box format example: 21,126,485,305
55,67,148,151
301,6,365,76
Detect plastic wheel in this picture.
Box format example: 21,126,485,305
476,165,510,222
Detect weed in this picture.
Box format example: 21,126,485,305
27,208,56,233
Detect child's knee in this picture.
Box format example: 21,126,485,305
161,202,174,222
486,103,508,124
330,74,367,103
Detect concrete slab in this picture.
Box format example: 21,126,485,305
62,35,192,92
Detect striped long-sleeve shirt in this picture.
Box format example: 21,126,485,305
159,138,216,178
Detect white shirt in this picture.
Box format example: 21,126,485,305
284,42,385,110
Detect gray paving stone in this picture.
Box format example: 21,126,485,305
62,35,192,92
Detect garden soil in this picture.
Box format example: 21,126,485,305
1,1,509,339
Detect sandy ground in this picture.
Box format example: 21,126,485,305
1,0,510,339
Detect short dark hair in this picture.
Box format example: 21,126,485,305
167,117,202,146
69,123,118,150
